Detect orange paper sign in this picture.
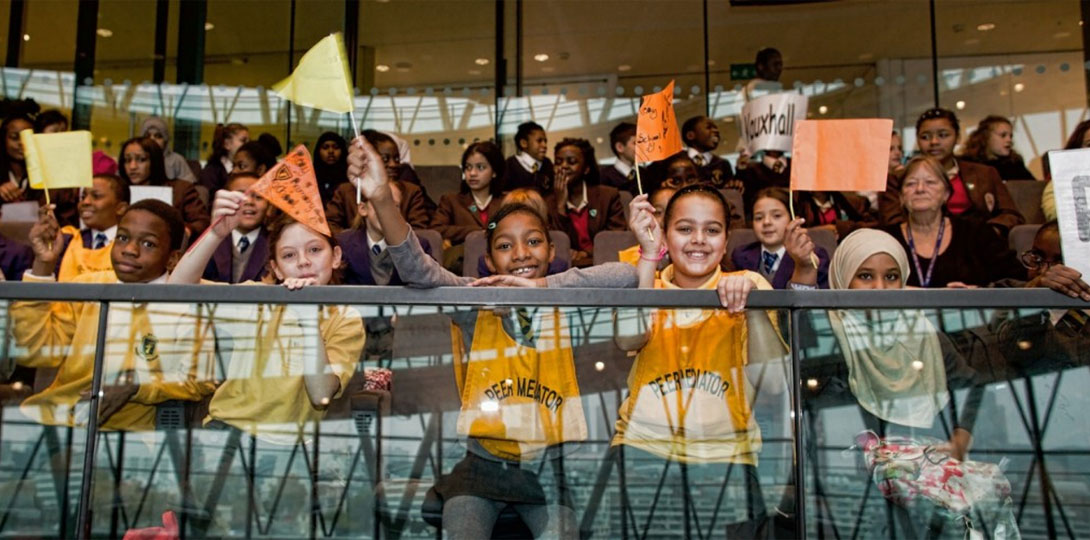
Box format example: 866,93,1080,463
790,119,894,192
251,145,331,237
635,81,683,163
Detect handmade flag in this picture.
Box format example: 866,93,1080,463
271,33,354,114
635,81,683,164
790,119,893,193
250,145,331,236
20,130,93,190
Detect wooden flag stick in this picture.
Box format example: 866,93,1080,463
348,109,363,205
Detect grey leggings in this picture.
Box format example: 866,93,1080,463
442,495,577,539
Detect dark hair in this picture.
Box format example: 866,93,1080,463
681,116,707,139
119,137,169,186
362,129,396,149
94,173,130,203
0,114,32,181
235,140,276,172
609,122,636,157
553,138,600,186
663,183,731,230
33,110,68,133
209,122,248,162
1064,120,1090,150
226,171,260,190
755,47,781,66
257,132,283,158
514,121,545,147
1038,220,1059,238
484,202,551,254
750,186,790,216
265,213,342,284
962,115,1014,162
460,141,505,196
124,199,185,251
916,107,960,135
313,131,348,186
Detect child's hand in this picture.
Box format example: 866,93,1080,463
28,204,63,266
784,218,814,265
553,169,571,214
1032,263,1090,301
210,190,246,237
716,273,756,314
347,136,390,203
627,194,662,254
0,180,23,202
282,277,321,290
469,274,545,288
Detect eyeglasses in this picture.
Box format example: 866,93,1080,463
1020,250,1062,270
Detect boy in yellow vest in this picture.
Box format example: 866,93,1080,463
43,173,130,282
11,199,215,430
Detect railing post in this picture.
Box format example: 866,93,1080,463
790,307,806,540
76,300,111,539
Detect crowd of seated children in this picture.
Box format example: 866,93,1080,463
120,136,210,236
546,138,626,267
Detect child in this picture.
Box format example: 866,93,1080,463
350,134,635,538
314,131,348,205
546,138,626,267
230,140,276,177
474,189,570,278
120,136,210,235
731,187,829,289
199,122,249,195
616,184,789,530
738,149,791,219
201,172,270,284
660,153,745,229
325,130,429,234
337,180,422,285
169,191,364,443
682,115,735,189
599,122,637,193
432,141,505,272
504,121,554,192
11,200,216,430
141,116,197,183
48,174,130,281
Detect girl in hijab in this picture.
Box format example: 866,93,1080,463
313,132,348,206
803,229,1014,539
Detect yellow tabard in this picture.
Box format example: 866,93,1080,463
57,226,113,282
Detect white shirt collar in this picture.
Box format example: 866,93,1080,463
230,228,261,250
515,151,542,173
90,225,117,244
761,246,787,274
222,155,234,174
565,182,589,212
613,159,633,178
471,193,493,210
687,147,715,165
366,232,387,253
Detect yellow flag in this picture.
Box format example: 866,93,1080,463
271,33,354,114
20,129,93,190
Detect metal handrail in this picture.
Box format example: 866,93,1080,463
0,282,1086,309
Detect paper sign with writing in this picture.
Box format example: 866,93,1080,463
741,93,808,154
635,81,683,163
130,185,174,206
20,130,94,190
250,148,331,237
1045,148,1090,278
790,119,893,192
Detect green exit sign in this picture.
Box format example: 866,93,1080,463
730,63,757,81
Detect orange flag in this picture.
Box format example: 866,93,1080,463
790,119,893,192
250,145,331,237
635,80,683,163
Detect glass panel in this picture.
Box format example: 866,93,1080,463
935,0,1085,179
2,298,102,538
799,306,1089,539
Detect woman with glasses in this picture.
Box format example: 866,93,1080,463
878,156,1024,288
879,108,1024,236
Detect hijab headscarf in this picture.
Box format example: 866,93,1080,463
828,229,948,428
313,132,348,205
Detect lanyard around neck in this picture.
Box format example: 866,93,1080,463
905,218,945,288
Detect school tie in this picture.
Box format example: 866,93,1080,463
515,308,535,342
693,154,706,167
762,251,778,275
93,233,108,250
531,162,540,174
372,244,382,256
627,169,636,183
238,236,250,254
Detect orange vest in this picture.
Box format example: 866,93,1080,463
57,226,113,282
452,308,587,462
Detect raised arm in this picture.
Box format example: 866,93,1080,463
168,190,244,284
